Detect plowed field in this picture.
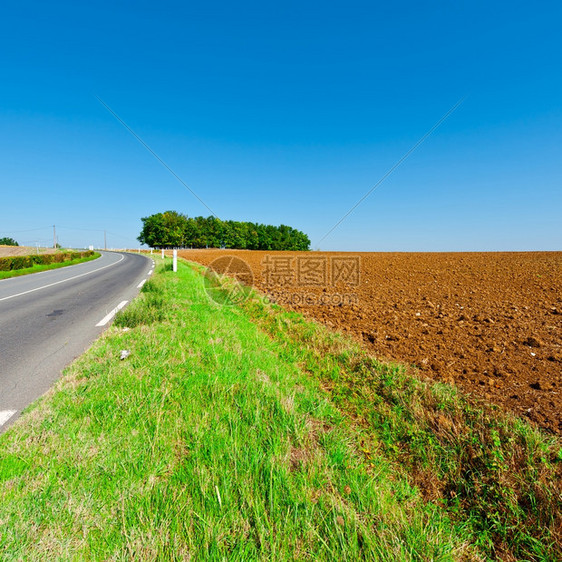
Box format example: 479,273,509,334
0,246,58,257
178,250,562,434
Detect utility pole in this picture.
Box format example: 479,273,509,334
53,225,56,249
104,230,107,250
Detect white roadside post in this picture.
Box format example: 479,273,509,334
173,249,177,272
161,248,164,259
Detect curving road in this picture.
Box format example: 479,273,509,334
0,251,153,433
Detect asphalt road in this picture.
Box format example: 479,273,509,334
0,251,153,433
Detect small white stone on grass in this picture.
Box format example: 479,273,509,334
120,350,131,360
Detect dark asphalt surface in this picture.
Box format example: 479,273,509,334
0,251,152,433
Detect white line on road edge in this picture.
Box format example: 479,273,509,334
137,279,147,289
0,410,17,426
96,300,128,327
0,254,126,303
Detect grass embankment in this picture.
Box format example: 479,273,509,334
0,258,560,560
0,251,100,280
238,283,562,560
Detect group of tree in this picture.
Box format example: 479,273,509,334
138,211,310,251
0,237,18,246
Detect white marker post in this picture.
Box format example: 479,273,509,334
173,249,177,272
161,248,164,259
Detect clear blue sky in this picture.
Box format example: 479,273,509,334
1,1,560,251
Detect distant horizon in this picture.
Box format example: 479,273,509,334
9,245,557,255
2,220,561,254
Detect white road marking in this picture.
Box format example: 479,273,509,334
0,254,125,303
95,300,128,327
0,410,17,426
137,279,146,289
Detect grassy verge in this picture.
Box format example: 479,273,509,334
0,252,100,280
0,259,479,560
232,272,562,560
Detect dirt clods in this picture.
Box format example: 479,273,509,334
180,250,562,434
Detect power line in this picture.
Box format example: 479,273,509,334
1,226,52,234
95,95,220,219
57,225,105,232
315,95,467,247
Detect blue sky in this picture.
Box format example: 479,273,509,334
1,1,560,250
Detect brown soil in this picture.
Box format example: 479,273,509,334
178,249,562,434
0,246,59,257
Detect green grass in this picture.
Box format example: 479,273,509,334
234,274,562,561
0,252,100,280
1,257,560,560
0,259,479,560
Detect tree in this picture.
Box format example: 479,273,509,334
137,211,189,248
0,237,18,246
138,211,311,250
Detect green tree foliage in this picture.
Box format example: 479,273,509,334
137,211,188,248
0,237,19,246
138,212,310,250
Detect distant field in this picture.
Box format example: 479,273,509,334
0,245,59,257
0,248,99,279
178,249,562,435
